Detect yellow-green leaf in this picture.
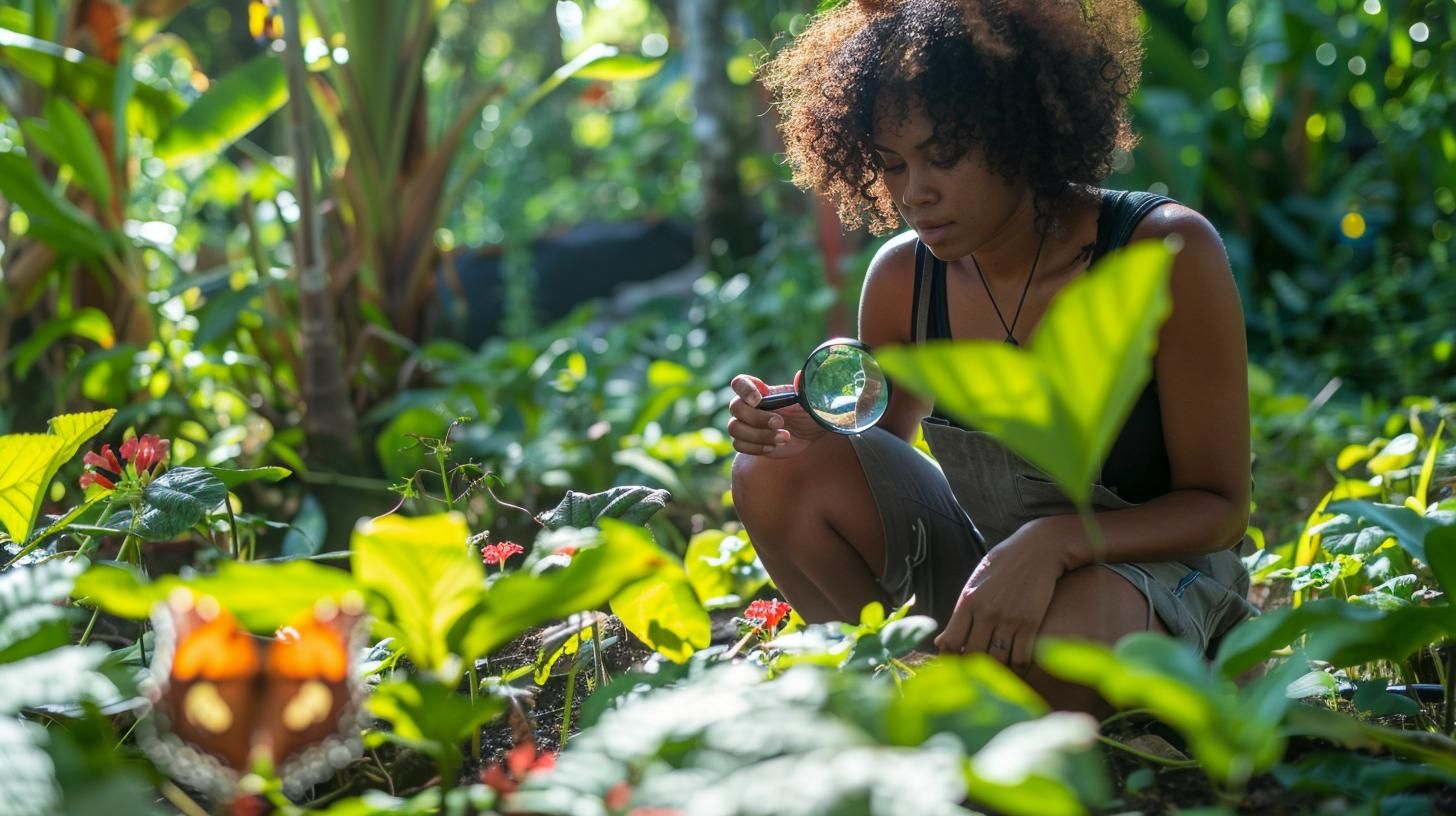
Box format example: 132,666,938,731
876,242,1173,506
1368,433,1419,475
610,563,710,663
573,51,665,81
1335,443,1373,472
351,513,480,679
154,54,288,168
0,409,115,543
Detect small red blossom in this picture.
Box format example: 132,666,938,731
122,434,170,473
743,599,792,632
482,540,525,567
481,743,556,795
605,782,632,809
79,444,122,492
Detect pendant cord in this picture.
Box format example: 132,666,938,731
972,223,1048,345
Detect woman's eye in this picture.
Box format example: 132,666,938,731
930,154,961,168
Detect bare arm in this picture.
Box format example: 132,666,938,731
1044,207,1252,566
857,231,934,442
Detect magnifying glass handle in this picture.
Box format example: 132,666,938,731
758,391,799,411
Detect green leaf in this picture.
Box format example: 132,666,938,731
1274,750,1456,801
204,465,292,489
965,712,1104,816
1368,434,1420,475
0,559,82,662
0,645,122,714
453,520,668,662
367,678,504,783
879,616,937,657
154,54,288,167
1214,599,1454,678
0,153,111,258
280,493,326,558
1424,526,1456,602
351,513,481,679
0,409,114,543
1327,501,1438,562
572,51,666,81
0,718,58,816
885,655,1047,752
72,559,359,633
8,308,115,380
683,528,767,609
876,242,1173,505
42,96,113,205
108,466,228,541
536,486,672,530
1037,634,1283,787
0,27,183,137
1351,680,1421,718
610,560,710,663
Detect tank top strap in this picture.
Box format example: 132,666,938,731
1091,189,1177,262
911,239,934,343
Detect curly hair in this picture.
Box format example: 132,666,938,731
761,0,1145,234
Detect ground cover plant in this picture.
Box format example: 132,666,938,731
3,0,1455,813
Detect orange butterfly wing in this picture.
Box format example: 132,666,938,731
254,596,367,797
144,591,263,798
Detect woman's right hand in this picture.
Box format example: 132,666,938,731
727,373,826,458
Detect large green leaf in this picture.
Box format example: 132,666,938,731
876,242,1173,505
0,27,183,137
683,528,768,609
0,153,112,258
8,308,115,380
453,520,669,662
41,96,113,205
1327,500,1441,563
965,712,1106,816
153,54,288,167
351,513,482,679
572,51,666,81
610,559,711,663
0,409,115,543
0,718,57,816
204,465,292,489
72,559,359,633
366,678,505,784
1037,634,1284,787
1213,598,1455,679
885,655,1047,752
536,486,672,530
107,466,229,541
0,559,82,662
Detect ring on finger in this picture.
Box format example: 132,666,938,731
991,637,1010,652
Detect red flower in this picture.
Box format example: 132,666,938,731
482,540,525,567
79,444,122,492
481,742,556,795
122,434,170,473
743,599,791,632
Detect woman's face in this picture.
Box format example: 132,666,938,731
871,100,1031,261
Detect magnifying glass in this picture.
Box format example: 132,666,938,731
758,338,892,434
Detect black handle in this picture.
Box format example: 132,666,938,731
758,391,800,411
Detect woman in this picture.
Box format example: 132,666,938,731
728,0,1256,712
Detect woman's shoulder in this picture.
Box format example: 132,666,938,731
1124,195,1225,256
858,230,922,345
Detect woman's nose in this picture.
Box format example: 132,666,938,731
900,168,939,208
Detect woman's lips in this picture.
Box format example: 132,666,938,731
916,222,954,243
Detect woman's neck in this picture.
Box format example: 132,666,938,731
950,186,1101,284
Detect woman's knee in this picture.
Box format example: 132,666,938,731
1038,565,1162,644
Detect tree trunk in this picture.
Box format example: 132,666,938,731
282,0,360,471
678,0,759,265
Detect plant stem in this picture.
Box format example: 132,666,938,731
438,454,455,511
592,618,608,688
1099,708,1154,729
226,497,241,560
1095,735,1199,769
1444,641,1455,735
78,607,101,646
468,662,481,763
560,658,580,749
1075,503,1107,563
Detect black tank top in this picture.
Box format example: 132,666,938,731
909,188,1175,503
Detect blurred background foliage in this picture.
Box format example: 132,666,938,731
0,0,1451,550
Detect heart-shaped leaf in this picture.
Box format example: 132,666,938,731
876,242,1173,506
0,409,115,543
536,486,671,530
352,513,481,679
610,555,711,663
106,466,229,541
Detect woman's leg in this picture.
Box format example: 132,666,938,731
731,432,891,623
1022,565,1168,715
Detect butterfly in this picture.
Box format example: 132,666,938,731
140,588,368,800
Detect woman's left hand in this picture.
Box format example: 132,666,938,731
932,521,1066,673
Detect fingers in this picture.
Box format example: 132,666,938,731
934,594,974,653
728,375,791,455
1008,629,1034,674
